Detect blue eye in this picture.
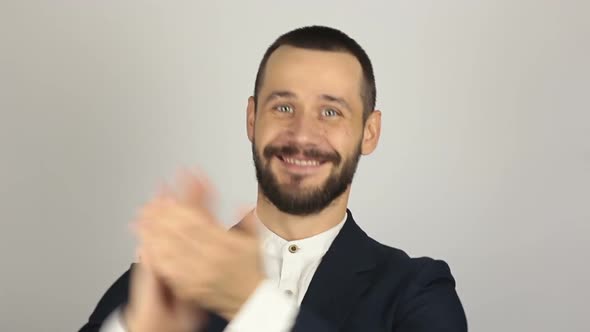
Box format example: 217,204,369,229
275,105,293,113
322,108,339,117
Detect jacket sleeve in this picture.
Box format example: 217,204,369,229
78,265,133,332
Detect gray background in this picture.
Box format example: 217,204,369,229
1,1,588,331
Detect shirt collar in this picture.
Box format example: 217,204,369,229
255,209,348,260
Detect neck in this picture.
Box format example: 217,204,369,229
255,187,350,241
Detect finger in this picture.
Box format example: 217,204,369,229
140,199,227,244
140,214,226,260
156,181,176,200
139,236,197,288
139,197,191,223
176,167,217,210
176,304,202,331
137,204,226,266
142,239,208,300
176,167,204,206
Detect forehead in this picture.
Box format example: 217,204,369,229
261,45,364,104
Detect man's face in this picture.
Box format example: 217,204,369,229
249,46,367,216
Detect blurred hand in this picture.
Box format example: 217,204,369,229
125,168,214,331
135,168,265,321
124,260,206,332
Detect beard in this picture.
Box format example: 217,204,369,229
252,139,362,216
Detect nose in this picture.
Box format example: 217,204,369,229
287,110,322,145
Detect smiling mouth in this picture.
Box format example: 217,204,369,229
275,154,328,170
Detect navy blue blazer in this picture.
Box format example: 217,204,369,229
79,210,467,331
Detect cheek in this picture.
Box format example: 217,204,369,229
327,126,353,149
254,117,273,140
253,129,278,161
255,120,287,148
329,129,362,160
253,125,271,149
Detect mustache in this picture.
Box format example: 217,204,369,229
263,144,341,165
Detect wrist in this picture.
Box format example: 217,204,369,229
122,306,136,331
122,305,147,332
220,275,266,321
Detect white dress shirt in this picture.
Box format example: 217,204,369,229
101,210,347,332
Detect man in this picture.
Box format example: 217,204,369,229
79,25,467,332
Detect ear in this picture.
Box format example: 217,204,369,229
361,110,382,155
247,96,256,143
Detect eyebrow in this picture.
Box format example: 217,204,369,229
263,90,297,106
263,90,352,112
319,94,352,112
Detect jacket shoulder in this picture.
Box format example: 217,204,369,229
365,237,467,331
367,235,456,283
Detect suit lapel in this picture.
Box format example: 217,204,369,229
300,209,378,329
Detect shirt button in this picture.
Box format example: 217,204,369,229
288,244,299,253
285,290,294,296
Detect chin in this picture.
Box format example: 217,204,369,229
275,171,329,187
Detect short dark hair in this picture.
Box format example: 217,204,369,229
253,25,376,122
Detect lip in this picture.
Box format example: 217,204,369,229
274,155,328,175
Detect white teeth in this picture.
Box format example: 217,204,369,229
283,157,320,166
